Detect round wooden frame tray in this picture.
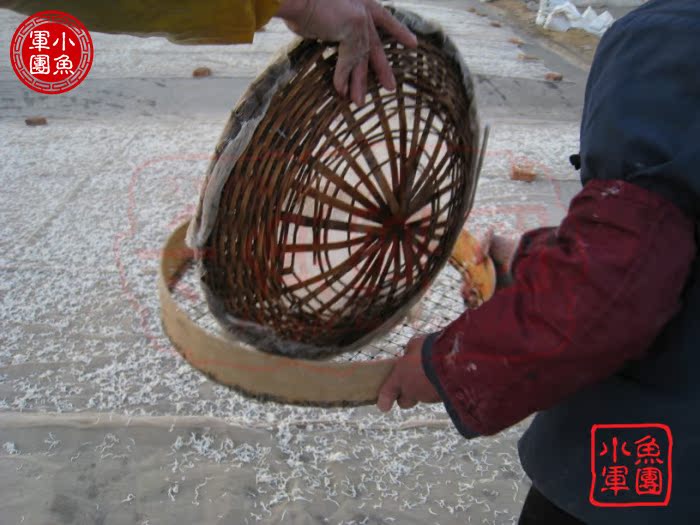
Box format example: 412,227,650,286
159,220,495,406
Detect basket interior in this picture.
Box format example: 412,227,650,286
200,33,478,356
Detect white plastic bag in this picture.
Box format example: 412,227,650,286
537,0,616,37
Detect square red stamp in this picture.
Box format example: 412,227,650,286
590,423,672,507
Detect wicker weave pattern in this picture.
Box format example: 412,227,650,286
190,10,482,358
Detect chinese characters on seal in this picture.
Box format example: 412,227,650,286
10,10,93,95
591,423,672,507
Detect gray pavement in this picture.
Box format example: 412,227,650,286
1,1,590,524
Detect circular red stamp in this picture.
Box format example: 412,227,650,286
10,10,94,95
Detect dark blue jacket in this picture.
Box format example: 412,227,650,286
519,1,700,522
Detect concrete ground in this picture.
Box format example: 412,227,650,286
0,1,599,523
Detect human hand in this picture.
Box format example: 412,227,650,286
376,335,440,412
469,229,518,292
276,0,418,105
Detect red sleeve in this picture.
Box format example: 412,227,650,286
422,179,697,438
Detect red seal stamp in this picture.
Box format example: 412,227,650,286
590,423,673,507
10,10,94,95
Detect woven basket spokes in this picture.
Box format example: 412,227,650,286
201,33,478,356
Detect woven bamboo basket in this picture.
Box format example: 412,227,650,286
159,8,493,404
